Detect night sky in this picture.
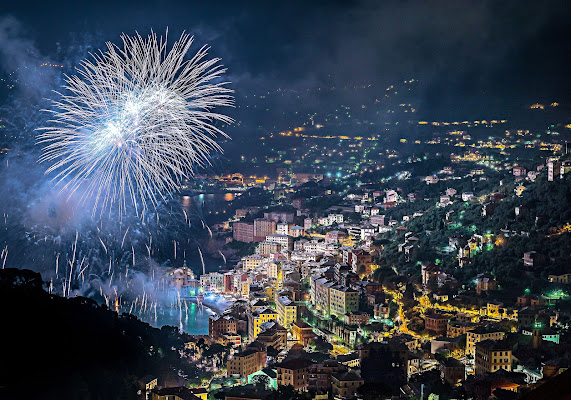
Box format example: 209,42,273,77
2,1,571,120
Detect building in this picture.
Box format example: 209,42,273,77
276,358,315,390
233,222,255,243
466,328,506,357
462,192,475,201
311,277,335,316
248,308,279,341
209,315,237,339
421,262,442,286
347,249,373,275
547,159,561,181
289,226,305,237
487,301,503,318
517,295,546,308
256,241,281,256
151,387,202,400
276,223,289,235
292,321,316,346
447,321,478,338
343,311,370,326
513,166,527,177
267,262,280,280
235,207,258,219
426,175,439,184
331,371,364,398
308,360,347,393
264,211,295,223
328,285,359,318
276,296,297,328
223,273,235,294
425,313,448,335
138,375,158,400
242,254,265,271
548,273,571,284
374,304,390,319
168,265,199,292
517,307,557,328
254,219,277,242
200,272,224,293
475,340,512,376
523,251,547,267
441,358,465,385
266,234,293,251
221,334,242,348
256,322,287,351
476,274,498,294
561,160,571,178
325,230,347,244
227,348,267,377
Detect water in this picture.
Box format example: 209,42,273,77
140,302,215,335
133,295,233,335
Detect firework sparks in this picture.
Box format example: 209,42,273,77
38,31,233,216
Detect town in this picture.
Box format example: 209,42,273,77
1,2,571,399
143,116,571,399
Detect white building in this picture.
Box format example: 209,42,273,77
276,223,289,235
461,192,475,201
425,175,439,184
289,226,305,237
266,234,293,250
384,190,398,203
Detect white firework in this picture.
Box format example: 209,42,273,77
38,31,233,216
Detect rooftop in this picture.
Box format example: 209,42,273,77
276,357,315,370
476,339,511,351
151,387,201,400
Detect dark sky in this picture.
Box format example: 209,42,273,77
2,0,571,114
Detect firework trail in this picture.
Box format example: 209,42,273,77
38,31,233,216
198,246,205,275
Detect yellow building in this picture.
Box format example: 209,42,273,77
276,267,284,290
248,308,278,341
548,273,571,284
329,286,359,318
475,340,512,375
241,278,252,298
227,348,266,377
466,328,506,357
242,254,265,271
487,302,503,318
265,285,276,302
515,185,526,197
276,296,297,328
331,371,364,398
267,262,280,279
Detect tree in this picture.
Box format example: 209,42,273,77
426,277,439,293
251,374,270,389
266,385,311,400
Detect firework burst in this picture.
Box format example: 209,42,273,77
38,31,233,216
